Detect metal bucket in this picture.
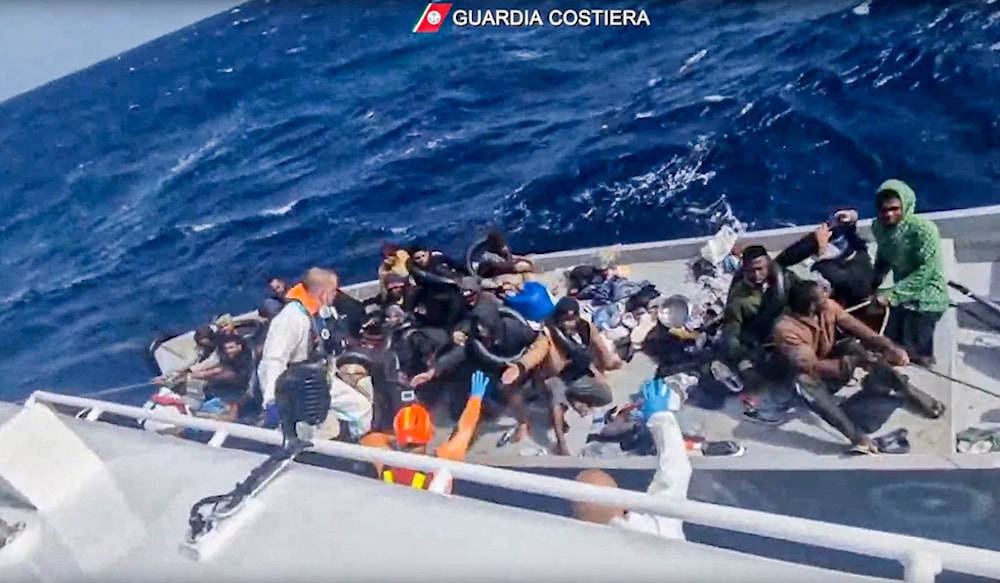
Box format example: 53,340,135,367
657,294,691,328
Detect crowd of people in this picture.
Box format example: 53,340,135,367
150,229,638,476
712,179,948,454
148,178,951,506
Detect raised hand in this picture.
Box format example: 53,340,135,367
500,364,520,386
470,370,491,399
640,377,672,421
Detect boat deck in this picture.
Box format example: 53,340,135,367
133,205,1000,470
441,212,1000,469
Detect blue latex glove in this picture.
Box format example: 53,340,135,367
640,378,672,422
470,370,490,399
263,402,280,428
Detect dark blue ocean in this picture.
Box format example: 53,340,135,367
0,0,997,401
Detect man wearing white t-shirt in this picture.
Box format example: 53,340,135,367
571,377,691,540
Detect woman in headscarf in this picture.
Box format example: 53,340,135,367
870,179,949,365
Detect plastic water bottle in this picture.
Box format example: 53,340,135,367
722,253,741,274
590,411,609,434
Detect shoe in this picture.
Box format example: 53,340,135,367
702,440,746,457
928,400,946,419
742,408,787,426
496,427,516,448
710,360,744,394
630,312,657,345
684,436,705,451
874,428,911,454
848,439,880,456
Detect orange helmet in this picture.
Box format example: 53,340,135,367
393,404,434,446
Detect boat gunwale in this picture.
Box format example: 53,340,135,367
13,393,1000,583
339,204,1000,299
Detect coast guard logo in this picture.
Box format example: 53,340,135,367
413,3,452,33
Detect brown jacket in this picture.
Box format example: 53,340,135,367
773,298,901,380
517,320,620,380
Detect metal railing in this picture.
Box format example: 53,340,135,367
23,390,1000,583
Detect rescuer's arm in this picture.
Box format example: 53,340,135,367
435,370,490,461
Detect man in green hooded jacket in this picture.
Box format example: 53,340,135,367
870,179,949,365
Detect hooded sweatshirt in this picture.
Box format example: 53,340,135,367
871,179,949,313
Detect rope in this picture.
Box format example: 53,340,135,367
841,300,998,399
916,364,1000,401
843,300,890,335
81,381,155,398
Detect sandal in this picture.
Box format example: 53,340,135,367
710,360,744,394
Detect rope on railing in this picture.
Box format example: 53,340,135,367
23,390,1000,583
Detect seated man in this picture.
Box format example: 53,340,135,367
774,213,876,309
412,279,537,436
407,246,466,330
503,297,624,455
262,276,290,316
385,308,450,380
870,179,950,365
570,378,691,540
370,273,414,312
720,245,799,392
773,280,945,454
360,370,490,493
407,244,466,279
152,325,221,388
191,334,255,421
449,275,503,345
377,242,410,297
475,229,536,283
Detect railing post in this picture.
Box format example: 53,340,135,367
207,431,229,448
902,551,943,583
428,467,453,495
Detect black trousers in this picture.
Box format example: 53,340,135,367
795,342,943,444
883,308,942,360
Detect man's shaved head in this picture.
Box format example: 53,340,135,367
302,267,339,306
303,267,338,290
570,469,626,524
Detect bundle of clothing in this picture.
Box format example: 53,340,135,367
565,264,662,361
